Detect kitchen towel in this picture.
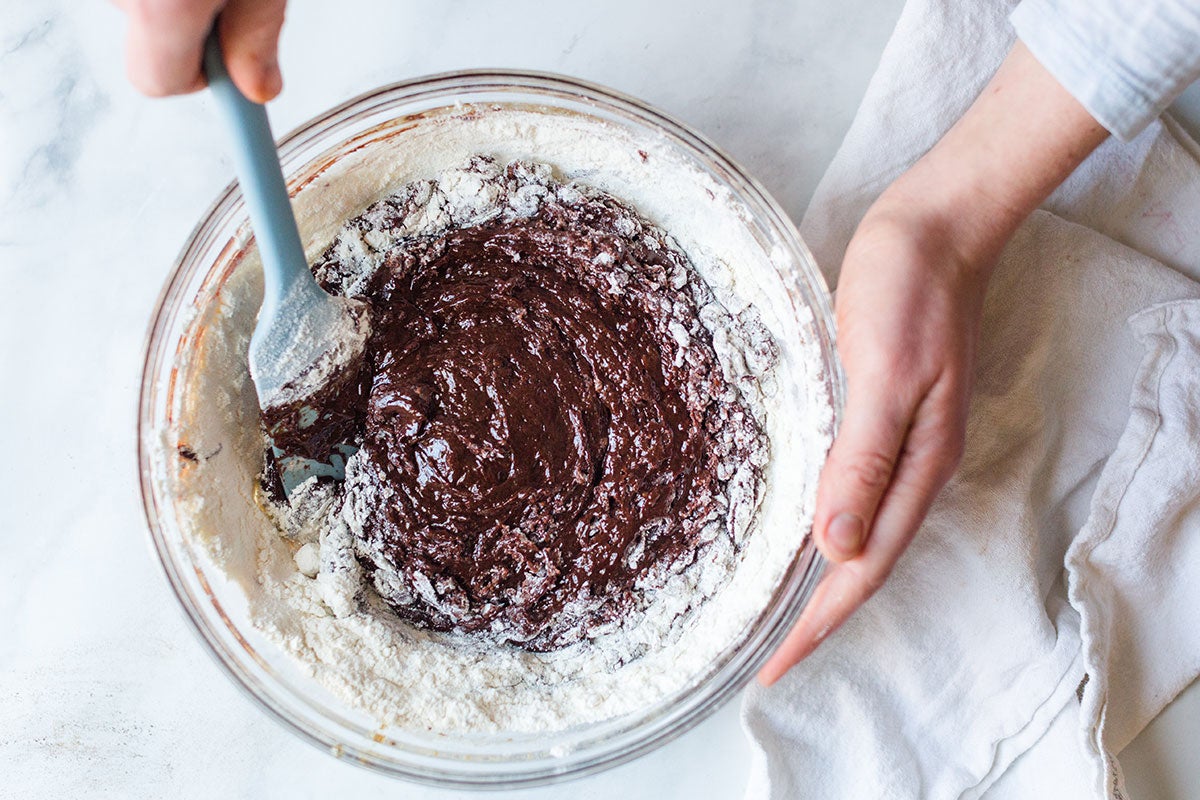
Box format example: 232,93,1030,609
740,1,1200,798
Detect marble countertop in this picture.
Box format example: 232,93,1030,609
2,1,1197,797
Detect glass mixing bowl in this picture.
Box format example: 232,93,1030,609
138,70,842,789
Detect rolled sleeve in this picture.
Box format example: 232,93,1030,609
1011,0,1200,141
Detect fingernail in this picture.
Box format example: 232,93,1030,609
826,513,864,560
246,60,283,103
264,63,283,101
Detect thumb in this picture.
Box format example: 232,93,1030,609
814,381,913,562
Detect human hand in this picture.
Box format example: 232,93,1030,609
757,183,991,685
115,0,287,102
757,42,1108,686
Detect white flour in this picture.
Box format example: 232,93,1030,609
167,106,834,734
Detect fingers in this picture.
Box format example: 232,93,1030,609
123,0,224,97
812,372,914,563
120,0,286,102
757,378,968,687
756,454,936,685
218,0,287,102
757,563,863,686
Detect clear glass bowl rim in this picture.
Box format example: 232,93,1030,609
137,68,844,789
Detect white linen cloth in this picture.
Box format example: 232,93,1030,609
740,1,1200,798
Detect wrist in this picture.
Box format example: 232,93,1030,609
855,162,1011,290
876,155,1017,276
862,41,1109,276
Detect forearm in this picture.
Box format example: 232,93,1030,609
878,41,1109,270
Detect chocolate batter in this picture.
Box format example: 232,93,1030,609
265,159,766,650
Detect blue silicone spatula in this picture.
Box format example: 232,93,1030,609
204,32,366,492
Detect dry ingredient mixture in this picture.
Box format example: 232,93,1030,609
263,157,770,655
170,110,832,734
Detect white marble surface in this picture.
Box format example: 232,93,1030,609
1,1,1197,797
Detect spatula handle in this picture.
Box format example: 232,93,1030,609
203,30,317,320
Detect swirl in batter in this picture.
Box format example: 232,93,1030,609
266,159,768,650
